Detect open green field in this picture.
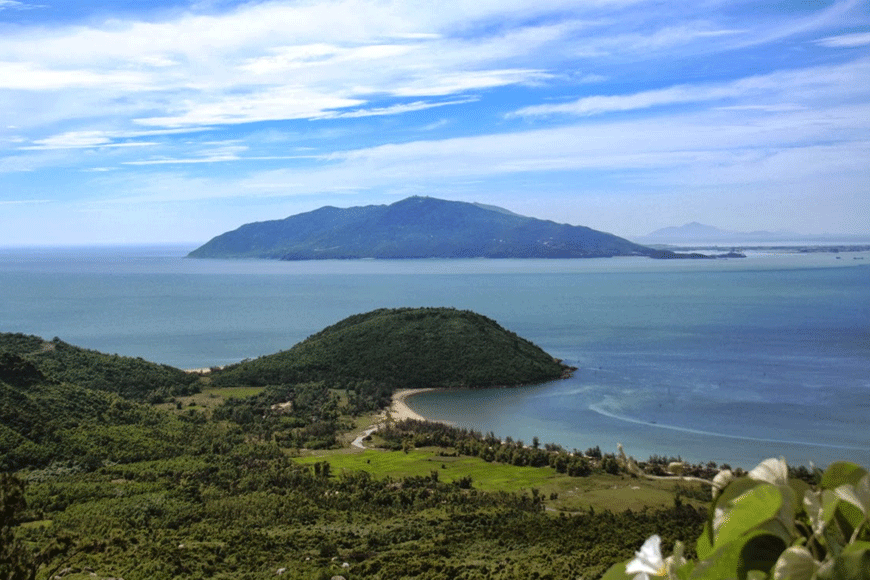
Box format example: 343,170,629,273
294,447,706,513
205,386,268,399
154,385,269,414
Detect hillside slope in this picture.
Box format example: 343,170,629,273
0,351,194,470
210,307,571,389
0,333,198,402
189,196,663,260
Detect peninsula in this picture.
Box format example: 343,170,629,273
209,307,573,394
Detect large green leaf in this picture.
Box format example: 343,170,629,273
787,479,810,515
600,561,634,580
771,546,818,580
691,530,783,580
715,483,784,549
696,521,714,560
711,478,767,538
821,462,868,491
835,475,870,517
815,541,870,580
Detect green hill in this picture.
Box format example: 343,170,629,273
0,352,195,471
210,307,571,390
0,333,198,402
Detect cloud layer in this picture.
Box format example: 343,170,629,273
0,0,868,244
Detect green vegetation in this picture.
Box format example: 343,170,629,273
294,448,707,514
0,333,198,402
210,308,571,405
5,455,704,580
5,315,855,579
604,458,870,580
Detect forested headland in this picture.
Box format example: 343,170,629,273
1,310,861,580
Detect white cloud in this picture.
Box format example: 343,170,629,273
120,98,867,203
512,58,870,117
22,131,157,150
816,32,870,48
133,86,365,128
0,198,50,204
0,1,43,10
0,62,148,91
0,0,686,136
316,98,477,119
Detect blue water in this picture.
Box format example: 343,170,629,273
1,245,868,468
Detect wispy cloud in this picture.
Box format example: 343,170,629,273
816,32,870,48
316,98,478,120
0,198,50,204
120,97,868,204
511,58,870,117
0,1,44,10
22,131,158,150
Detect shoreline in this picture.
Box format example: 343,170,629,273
389,388,440,422
351,388,439,449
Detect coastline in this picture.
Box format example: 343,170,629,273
389,388,439,422
351,388,439,449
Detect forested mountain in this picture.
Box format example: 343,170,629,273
189,196,671,260
209,307,572,392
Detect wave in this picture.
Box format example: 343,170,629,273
588,402,869,452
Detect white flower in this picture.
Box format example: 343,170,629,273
626,535,667,579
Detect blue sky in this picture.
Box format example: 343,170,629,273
1,0,868,245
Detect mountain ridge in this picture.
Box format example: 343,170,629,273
189,196,686,260
637,222,869,245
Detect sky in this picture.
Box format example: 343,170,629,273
0,0,868,245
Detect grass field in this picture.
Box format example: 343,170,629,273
294,447,705,513
151,390,710,514
205,386,267,399
154,385,268,415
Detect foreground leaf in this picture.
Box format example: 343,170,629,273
772,546,818,580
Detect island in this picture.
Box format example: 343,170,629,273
188,196,730,260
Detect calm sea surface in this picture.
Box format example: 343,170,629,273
1,245,868,468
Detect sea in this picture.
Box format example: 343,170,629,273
1,244,868,470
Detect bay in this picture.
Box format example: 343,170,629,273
1,245,868,468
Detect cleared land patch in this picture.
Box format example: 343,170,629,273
293,447,703,513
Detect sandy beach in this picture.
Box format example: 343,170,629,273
389,388,437,422
351,388,437,448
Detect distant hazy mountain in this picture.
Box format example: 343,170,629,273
190,196,677,260
637,222,867,245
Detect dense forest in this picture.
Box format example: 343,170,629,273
209,307,571,397
0,334,198,402
2,313,856,579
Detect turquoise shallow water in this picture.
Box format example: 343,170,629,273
1,245,868,468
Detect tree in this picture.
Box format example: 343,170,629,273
0,474,35,580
